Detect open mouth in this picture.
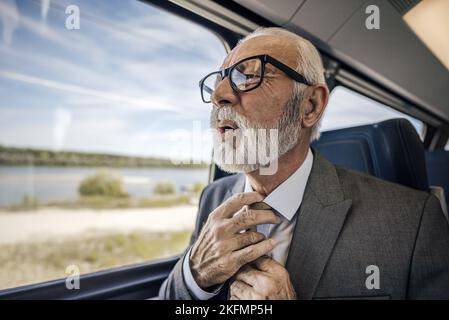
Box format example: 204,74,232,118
217,120,239,135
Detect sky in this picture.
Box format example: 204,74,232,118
0,0,425,162
0,0,226,162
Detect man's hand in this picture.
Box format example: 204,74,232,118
229,256,297,300
189,192,280,290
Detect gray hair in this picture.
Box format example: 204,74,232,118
238,27,326,141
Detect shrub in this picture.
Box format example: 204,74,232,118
153,181,176,195
193,182,205,194
78,169,128,198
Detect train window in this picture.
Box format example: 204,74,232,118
322,86,424,136
0,0,226,289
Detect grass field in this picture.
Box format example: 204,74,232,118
0,230,192,290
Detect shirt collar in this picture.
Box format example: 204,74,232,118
244,148,314,221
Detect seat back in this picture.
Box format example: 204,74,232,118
312,118,429,191
426,149,449,206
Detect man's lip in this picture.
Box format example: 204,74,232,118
217,127,229,136
217,120,238,130
216,121,239,138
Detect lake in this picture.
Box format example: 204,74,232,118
0,166,210,206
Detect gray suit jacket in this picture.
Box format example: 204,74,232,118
159,151,449,299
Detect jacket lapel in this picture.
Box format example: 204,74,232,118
285,151,352,299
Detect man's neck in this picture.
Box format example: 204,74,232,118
246,142,309,196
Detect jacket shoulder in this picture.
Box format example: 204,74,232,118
335,166,430,211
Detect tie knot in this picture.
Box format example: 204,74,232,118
249,202,272,211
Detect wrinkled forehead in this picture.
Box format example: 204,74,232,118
221,35,298,70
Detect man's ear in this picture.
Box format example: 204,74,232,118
301,84,329,129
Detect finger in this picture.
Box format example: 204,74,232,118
232,238,275,267
229,281,247,300
231,280,262,300
228,231,266,251
229,209,280,233
252,256,282,273
230,279,253,297
234,265,261,287
218,192,264,218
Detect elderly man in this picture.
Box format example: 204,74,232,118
159,27,449,300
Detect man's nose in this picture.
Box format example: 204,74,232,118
211,76,238,108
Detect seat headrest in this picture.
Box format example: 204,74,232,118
312,118,429,191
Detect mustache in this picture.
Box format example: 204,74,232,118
210,105,249,129
210,105,272,130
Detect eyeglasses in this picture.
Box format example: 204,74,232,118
199,54,312,103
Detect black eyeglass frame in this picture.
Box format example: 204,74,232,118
198,54,312,103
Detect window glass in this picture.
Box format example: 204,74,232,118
0,0,225,289
322,86,424,136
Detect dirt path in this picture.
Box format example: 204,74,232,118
0,205,197,244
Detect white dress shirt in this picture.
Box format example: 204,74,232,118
183,148,314,299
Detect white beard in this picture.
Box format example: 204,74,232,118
210,91,302,175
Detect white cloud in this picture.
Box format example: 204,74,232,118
0,70,176,112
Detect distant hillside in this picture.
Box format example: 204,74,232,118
0,145,208,169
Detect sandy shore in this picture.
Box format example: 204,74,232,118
0,205,197,244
